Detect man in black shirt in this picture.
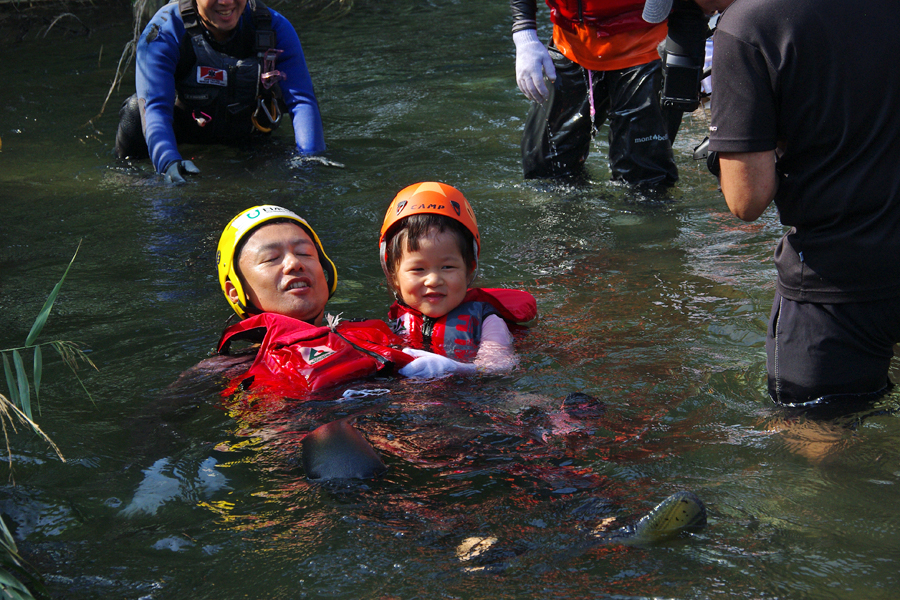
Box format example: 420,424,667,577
695,0,900,406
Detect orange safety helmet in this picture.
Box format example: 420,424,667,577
379,182,480,274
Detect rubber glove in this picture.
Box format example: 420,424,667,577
692,137,720,178
290,155,346,169
398,348,477,379
513,29,557,104
163,160,200,184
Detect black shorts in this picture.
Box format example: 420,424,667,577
765,291,900,406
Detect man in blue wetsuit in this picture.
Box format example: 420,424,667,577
114,0,325,183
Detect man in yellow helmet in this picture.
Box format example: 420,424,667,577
212,205,421,397
216,205,337,326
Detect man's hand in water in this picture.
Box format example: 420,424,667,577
290,155,345,169
164,160,200,184
398,348,477,379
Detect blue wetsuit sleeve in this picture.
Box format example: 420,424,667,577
136,3,185,174
271,10,326,155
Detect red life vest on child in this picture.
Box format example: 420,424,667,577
544,0,654,37
217,313,414,396
388,288,537,361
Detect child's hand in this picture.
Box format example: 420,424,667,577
398,349,477,379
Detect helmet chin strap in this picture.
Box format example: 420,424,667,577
238,298,263,318
469,239,479,283
309,307,326,326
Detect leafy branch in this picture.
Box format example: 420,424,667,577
0,241,97,468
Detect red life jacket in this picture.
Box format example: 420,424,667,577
217,313,414,396
388,288,537,361
544,0,654,37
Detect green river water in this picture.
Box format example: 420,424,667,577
2,1,900,598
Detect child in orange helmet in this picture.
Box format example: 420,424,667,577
380,182,537,378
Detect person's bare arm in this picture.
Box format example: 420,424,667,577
719,151,778,221
473,315,518,373
167,353,255,392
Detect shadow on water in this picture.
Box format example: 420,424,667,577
3,1,900,598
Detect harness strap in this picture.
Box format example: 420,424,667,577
587,69,596,120
178,0,275,51
179,0,202,36
252,0,275,54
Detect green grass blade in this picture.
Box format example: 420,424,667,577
72,372,96,406
33,346,42,415
0,515,17,558
0,570,36,600
12,351,32,421
0,519,40,600
2,354,19,408
24,241,81,347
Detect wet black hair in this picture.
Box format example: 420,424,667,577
383,214,477,285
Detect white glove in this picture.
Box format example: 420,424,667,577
513,29,557,104
398,348,477,379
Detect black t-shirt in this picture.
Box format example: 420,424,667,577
709,0,900,303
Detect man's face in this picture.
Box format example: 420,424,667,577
230,222,330,325
196,0,248,42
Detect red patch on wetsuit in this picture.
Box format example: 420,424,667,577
198,67,227,86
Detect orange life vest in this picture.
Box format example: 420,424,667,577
544,0,653,37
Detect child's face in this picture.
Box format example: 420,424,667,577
393,228,470,318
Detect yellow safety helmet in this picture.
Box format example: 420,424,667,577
217,205,338,319
379,182,480,272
